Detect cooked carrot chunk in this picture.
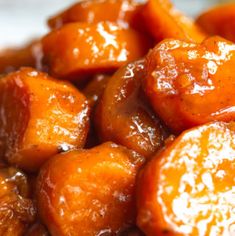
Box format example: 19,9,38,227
36,142,144,236
144,36,235,133
137,122,235,235
95,60,168,158
196,3,235,43
142,0,206,43
42,22,151,80
48,0,144,30
0,67,89,172
0,167,36,236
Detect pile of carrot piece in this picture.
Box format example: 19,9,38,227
1,0,235,235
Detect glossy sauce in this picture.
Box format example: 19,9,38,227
25,222,49,236
0,167,36,235
95,60,168,158
83,74,110,109
83,74,111,148
1,0,235,235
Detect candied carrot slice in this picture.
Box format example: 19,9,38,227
42,22,151,81
137,121,235,235
0,67,89,172
142,0,206,43
95,60,168,158
37,142,144,236
144,36,235,133
197,3,235,43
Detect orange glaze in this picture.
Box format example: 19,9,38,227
48,0,145,30
36,142,145,236
83,74,110,109
137,122,235,236
197,3,235,43
0,167,36,235
144,36,235,133
95,60,168,158
142,0,206,43
42,21,151,81
0,67,89,172
3,0,235,235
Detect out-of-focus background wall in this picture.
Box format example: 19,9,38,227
0,0,233,48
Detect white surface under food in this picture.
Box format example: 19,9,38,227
0,0,76,49
0,0,230,49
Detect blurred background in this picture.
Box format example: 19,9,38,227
0,0,233,49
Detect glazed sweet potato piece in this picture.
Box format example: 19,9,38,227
0,40,43,74
95,60,168,158
83,74,110,109
48,0,144,30
196,3,235,43
144,36,235,133
142,0,206,43
36,142,144,236
0,67,89,172
0,167,36,236
137,122,235,235
42,22,151,80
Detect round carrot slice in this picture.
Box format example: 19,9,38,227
196,3,235,43
137,121,235,235
144,36,235,133
42,22,151,81
37,142,144,236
